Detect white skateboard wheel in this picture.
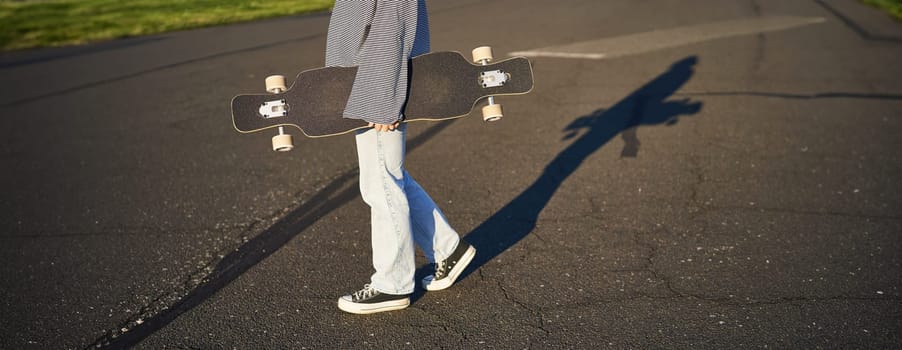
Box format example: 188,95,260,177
472,46,494,64
272,133,294,152
482,103,503,122
265,75,287,93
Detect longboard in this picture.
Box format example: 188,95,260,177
231,47,534,151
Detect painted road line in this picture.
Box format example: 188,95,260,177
510,16,826,60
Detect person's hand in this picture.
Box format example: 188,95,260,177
368,122,400,132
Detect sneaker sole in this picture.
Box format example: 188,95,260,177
423,245,476,291
337,298,410,315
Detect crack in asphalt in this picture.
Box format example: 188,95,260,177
544,293,901,309
2,32,326,107
494,279,551,335
1,224,253,239
606,145,902,309
676,91,902,100
813,0,902,44
705,205,902,222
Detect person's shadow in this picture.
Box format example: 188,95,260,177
98,57,702,349
432,56,703,288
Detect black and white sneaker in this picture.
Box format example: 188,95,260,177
422,241,476,291
337,284,410,314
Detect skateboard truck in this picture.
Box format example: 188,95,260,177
472,46,504,122
259,99,289,119
264,75,294,152
478,70,509,88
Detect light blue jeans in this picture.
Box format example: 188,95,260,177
355,124,461,295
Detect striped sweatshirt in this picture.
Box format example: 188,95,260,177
325,0,431,125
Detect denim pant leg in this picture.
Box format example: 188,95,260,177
356,126,416,295
405,175,461,262
355,124,460,294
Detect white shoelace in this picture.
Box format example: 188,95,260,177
352,284,378,301
434,261,449,278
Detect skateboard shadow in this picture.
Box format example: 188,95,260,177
447,55,703,289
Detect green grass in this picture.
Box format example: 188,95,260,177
862,0,902,20
0,0,334,51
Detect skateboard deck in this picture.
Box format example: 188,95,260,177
231,51,534,140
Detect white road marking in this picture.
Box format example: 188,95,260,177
510,16,826,60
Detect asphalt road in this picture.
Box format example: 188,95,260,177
1,0,900,348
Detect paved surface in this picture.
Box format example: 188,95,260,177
1,0,900,348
